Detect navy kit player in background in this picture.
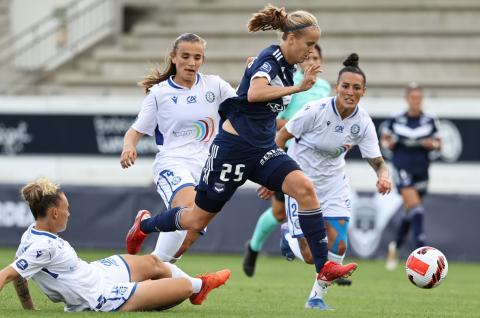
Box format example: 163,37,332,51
382,83,442,270
121,33,236,261
126,4,357,291
0,178,230,312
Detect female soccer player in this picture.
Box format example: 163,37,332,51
0,178,230,312
275,53,392,309
242,44,331,277
121,33,236,261
382,83,441,270
127,4,357,291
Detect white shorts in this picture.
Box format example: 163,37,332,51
90,255,137,312
285,185,352,238
153,159,203,208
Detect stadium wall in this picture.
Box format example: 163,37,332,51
0,96,479,261
0,184,478,261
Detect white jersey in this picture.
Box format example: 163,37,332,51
286,96,381,196
132,73,236,165
10,224,131,312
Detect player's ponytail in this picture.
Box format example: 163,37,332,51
337,53,366,85
21,177,62,219
139,33,206,94
247,4,319,40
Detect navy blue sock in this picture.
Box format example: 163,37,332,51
410,205,425,247
298,208,328,273
395,214,411,249
140,207,184,234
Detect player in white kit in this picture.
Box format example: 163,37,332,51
0,178,230,312
121,33,236,260
275,54,391,310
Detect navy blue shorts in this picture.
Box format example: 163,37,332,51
393,167,429,197
195,131,300,212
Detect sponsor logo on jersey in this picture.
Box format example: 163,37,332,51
36,250,43,258
214,182,225,193
171,96,178,104
16,259,28,270
171,117,215,142
327,121,331,126
259,148,286,165
205,91,215,103
334,125,344,133
259,62,272,73
350,124,360,135
193,117,215,142
267,102,285,113
187,95,197,104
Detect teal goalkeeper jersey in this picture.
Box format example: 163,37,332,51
277,71,331,120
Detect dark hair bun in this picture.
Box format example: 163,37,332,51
343,53,359,68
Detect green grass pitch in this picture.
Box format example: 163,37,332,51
0,248,479,317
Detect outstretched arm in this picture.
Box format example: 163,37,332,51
0,266,35,310
367,156,392,195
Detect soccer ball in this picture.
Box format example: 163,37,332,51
405,246,448,289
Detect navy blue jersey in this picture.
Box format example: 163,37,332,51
383,111,440,173
219,45,295,148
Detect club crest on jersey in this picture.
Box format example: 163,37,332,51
214,182,225,193
171,96,178,104
350,124,360,135
187,95,197,104
172,176,182,185
16,259,28,270
334,125,344,133
205,91,215,103
259,62,272,73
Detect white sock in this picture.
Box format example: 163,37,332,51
164,262,202,293
328,251,345,264
285,233,304,262
151,230,187,262
309,275,328,299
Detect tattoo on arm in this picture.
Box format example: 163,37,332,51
367,157,389,178
13,276,34,310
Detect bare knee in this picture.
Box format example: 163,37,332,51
294,180,316,204
188,220,207,232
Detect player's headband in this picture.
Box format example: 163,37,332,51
284,23,318,33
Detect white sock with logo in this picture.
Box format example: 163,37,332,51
309,275,328,299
